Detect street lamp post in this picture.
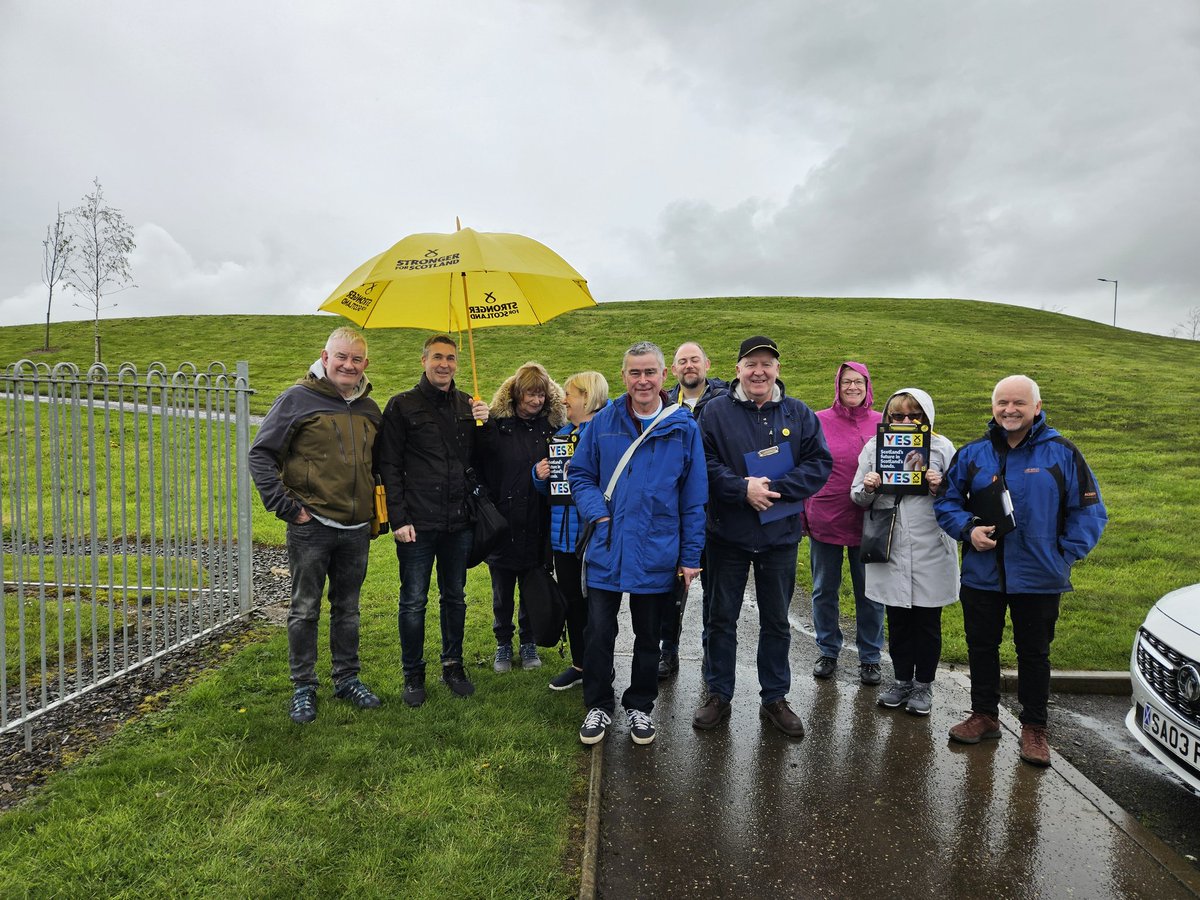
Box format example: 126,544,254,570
1098,278,1118,327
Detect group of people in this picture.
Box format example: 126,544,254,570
249,325,1107,769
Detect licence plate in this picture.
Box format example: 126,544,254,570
1141,700,1200,768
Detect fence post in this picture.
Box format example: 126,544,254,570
235,361,253,617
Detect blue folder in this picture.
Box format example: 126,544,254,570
744,443,803,524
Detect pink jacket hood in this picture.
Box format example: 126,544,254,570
806,361,883,545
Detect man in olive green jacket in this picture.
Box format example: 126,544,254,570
250,326,383,724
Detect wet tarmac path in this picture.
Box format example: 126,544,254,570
592,579,1200,899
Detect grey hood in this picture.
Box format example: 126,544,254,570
888,386,936,428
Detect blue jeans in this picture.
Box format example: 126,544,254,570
809,538,884,664
705,536,797,704
395,528,473,676
582,588,666,714
286,519,369,687
489,565,532,646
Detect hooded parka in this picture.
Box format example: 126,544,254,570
851,387,959,608
805,361,883,545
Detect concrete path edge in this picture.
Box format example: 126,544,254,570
579,743,603,900
944,667,1200,895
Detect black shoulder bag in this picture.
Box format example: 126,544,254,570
859,495,901,564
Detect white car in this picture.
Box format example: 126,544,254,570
1126,583,1200,794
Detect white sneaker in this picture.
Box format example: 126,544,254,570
579,707,611,745
627,708,656,745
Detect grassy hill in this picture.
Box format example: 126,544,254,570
3,296,1198,671
2,297,1198,895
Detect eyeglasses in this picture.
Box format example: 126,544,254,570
888,412,922,423
839,379,866,388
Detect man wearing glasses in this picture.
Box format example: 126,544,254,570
806,362,886,687
692,336,832,737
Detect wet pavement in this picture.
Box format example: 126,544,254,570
590,578,1200,899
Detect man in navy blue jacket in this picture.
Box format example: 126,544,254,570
936,375,1106,767
691,336,832,738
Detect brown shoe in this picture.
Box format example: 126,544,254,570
692,695,731,730
1019,724,1052,767
760,699,805,738
948,712,1002,744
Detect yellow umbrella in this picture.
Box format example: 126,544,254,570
319,225,595,401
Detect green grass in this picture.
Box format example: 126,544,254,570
0,545,585,898
1,297,1198,893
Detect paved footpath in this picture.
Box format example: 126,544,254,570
588,578,1200,899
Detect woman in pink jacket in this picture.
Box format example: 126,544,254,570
805,362,885,685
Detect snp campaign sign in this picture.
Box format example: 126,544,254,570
875,423,931,495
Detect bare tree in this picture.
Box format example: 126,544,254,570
1173,305,1200,341
66,178,135,363
41,205,73,352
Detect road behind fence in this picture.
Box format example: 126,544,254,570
1,359,255,749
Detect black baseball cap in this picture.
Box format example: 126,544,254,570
738,336,780,361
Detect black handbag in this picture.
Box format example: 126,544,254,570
520,563,568,647
859,498,900,564
466,484,509,569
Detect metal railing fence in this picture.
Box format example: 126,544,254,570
1,359,254,749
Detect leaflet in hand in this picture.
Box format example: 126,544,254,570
744,443,803,524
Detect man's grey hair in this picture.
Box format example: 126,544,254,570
993,374,1041,405
326,326,368,357
622,341,665,371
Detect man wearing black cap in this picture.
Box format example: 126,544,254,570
692,336,832,737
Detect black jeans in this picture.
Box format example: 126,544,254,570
960,585,1061,726
705,536,798,704
582,588,667,715
659,548,710,654
285,519,370,687
885,605,944,684
553,551,587,669
489,565,532,647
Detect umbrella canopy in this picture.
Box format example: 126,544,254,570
318,227,595,331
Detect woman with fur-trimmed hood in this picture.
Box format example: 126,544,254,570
478,361,567,673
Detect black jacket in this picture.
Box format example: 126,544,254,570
378,375,483,533
668,376,728,418
476,371,567,570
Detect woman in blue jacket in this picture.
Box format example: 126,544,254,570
532,371,610,690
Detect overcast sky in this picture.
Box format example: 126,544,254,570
2,1,1198,336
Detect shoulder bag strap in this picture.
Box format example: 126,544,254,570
603,403,681,501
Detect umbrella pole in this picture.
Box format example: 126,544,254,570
460,272,483,424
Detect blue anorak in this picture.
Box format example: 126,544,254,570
935,412,1106,594
569,395,707,594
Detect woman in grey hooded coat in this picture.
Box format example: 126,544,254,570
851,387,958,715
